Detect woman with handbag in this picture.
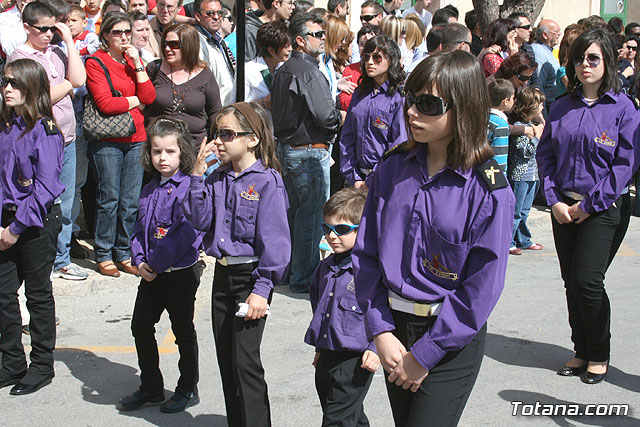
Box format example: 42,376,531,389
85,12,156,277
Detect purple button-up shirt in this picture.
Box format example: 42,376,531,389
353,143,514,371
537,90,639,213
305,252,376,353
340,83,407,185
130,171,203,273
183,160,291,298
0,116,64,235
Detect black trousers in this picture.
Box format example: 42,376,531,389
385,311,486,427
315,350,374,427
0,205,61,384
130,265,200,394
551,194,630,362
212,261,270,427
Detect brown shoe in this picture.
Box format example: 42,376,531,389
115,260,139,276
98,261,121,277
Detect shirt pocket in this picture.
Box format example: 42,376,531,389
418,225,470,290
368,108,395,147
337,296,364,337
591,121,618,166
235,199,258,243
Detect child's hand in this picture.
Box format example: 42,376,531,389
388,351,429,393
138,262,157,282
244,292,268,321
312,351,320,368
373,331,406,374
193,137,218,176
551,202,573,224
361,350,380,372
0,227,19,251
55,22,73,43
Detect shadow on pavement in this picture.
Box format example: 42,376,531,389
56,348,227,426
498,389,639,426
485,333,640,394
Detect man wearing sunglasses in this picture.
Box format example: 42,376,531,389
351,1,383,63
531,19,562,115
507,11,538,87
271,13,344,294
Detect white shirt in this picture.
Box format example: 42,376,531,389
0,7,26,57
229,56,271,104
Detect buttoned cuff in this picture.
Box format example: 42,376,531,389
8,220,26,236
545,188,562,207
365,305,396,341
410,332,447,371
190,174,205,187
252,280,273,299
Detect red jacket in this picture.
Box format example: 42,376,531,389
339,62,362,111
85,49,156,142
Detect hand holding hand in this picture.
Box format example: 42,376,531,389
361,350,381,372
245,292,268,320
373,332,407,374
388,351,429,392
551,202,573,224
568,202,590,224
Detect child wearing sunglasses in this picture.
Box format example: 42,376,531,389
304,187,380,426
119,117,203,413
0,59,64,395
537,28,639,385
354,50,514,425
340,35,407,190
183,102,290,426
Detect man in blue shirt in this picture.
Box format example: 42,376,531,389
531,19,561,116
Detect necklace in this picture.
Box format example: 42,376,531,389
168,65,191,114
109,51,126,64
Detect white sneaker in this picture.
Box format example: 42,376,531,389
52,264,88,281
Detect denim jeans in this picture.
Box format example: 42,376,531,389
510,180,538,249
71,110,89,234
54,140,76,270
90,140,144,263
277,144,331,292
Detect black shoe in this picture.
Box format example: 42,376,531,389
0,371,27,389
160,391,200,413
557,365,587,376
70,236,88,259
119,389,165,411
9,373,54,395
581,363,608,384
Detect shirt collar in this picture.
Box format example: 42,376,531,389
218,159,268,179
328,251,353,273
196,24,222,44
575,88,619,106
156,169,189,186
292,50,320,65
406,143,473,182
490,108,508,122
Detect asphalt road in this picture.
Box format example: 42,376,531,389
2,207,639,426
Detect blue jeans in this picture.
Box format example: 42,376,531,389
71,110,89,234
510,180,538,249
54,140,76,270
90,140,144,263
277,144,331,292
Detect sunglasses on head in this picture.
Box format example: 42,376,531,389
214,128,254,142
573,53,602,68
0,76,20,89
30,24,57,33
517,24,531,30
162,39,182,49
111,29,132,37
362,52,384,64
516,72,532,82
306,30,325,39
406,92,450,116
321,223,359,236
360,14,376,22
203,9,224,18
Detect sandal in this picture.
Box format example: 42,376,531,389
98,261,121,277
115,259,139,276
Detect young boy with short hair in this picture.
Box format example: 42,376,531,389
67,6,99,59
488,78,515,174
304,187,380,426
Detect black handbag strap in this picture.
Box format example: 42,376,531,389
86,55,119,97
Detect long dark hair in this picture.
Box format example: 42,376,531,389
358,35,404,97
566,28,621,97
142,117,196,175
403,50,492,170
1,59,55,138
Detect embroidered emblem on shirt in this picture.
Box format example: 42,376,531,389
42,119,58,135
154,226,168,239
478,158,508,191
240,184,260,201
423,254,458,281
167,187,173,194
17,177,33,187
372,116,389,130
594,131,616,147
346,278,355,293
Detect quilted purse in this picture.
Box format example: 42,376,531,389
83,56,136,140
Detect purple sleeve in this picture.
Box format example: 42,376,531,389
182,174,215,232
410,189,513,370
10,126,64,235
388,97,408,151
580,104,639,213
536,116,563,207
251,174,291,298
339,95,363,185
353,175,396,340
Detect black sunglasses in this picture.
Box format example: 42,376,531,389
517,24,531,30
516,73,532,82
30,24,57,33
1,76,20,89
321,223,359,236
406,92,450,116
362,53,384,64
360,14,377,22
162,39,182,49
573,53,602,68
203,9,224,18
456,40,472,47
306,30,325,39
111,29,132,37
628,45,638,51
214,129,254,142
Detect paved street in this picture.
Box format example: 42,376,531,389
2,206,639,426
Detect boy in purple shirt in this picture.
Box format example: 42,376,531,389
305,187,380,426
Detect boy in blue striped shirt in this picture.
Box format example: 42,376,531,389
487,79,515,174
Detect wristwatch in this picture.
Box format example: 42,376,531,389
134,66,145,72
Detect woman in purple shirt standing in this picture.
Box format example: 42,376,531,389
354,50,514,426
537,28,639,384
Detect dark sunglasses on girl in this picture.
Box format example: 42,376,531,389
0,77,20,89
162,40,182,49
573,53,602,68
321,223,359,236
111,29,132,37
214,129,254,142
516,73,532,82
362,53,384,64
406,92,450,116
30,24,57,33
